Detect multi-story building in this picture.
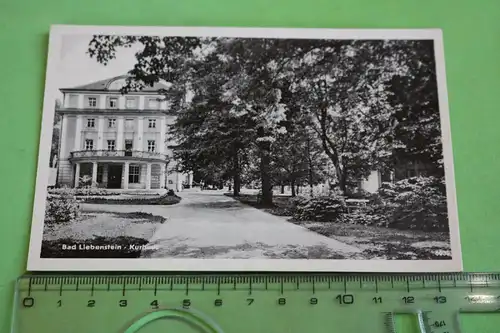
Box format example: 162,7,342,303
55,75,192,191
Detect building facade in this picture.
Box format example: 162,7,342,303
56,75,192,191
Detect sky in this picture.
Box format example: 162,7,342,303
54,34,142,100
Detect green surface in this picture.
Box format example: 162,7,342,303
0,0,499,332
11,273,500,332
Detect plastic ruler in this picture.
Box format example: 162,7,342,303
10,273,500,333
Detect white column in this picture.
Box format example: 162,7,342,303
160,100,168,110
118,96,125,109
160,164,166,189
74,115,83,151
97,116,104,150
74,163,80,188
77,95,84,109
123,162,129,189
176,172,181,192
188,171,193,187
137,117,144,151
146,163,152,190
117,117,124,150
92,162,98,186
138,96,145,110
159,116,166,154
58,115,68,159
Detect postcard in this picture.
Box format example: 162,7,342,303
27,25,462,271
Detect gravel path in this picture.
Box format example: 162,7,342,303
81,190,361,259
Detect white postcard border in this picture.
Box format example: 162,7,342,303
27,25,462,272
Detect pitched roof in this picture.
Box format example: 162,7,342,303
60,75,169,92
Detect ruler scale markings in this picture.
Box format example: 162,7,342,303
217,280,220,295
15,273,500,333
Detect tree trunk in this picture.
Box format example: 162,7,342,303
280,184,285,194
338,169,347,195
306,135,314,197
233,149,241,196
291,180,296,197
259,141,273,206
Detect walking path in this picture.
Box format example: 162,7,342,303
82,190,361,259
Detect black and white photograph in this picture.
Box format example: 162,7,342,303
27,25,462,271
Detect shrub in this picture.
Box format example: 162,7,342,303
45,190,80,225
48,187,121,197
82,193,181,205
371,176,448,231
292,195,347,222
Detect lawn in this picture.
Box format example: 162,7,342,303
231,192,452,260
41,210,166,258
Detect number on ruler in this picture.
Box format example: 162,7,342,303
214,299,223,307
246,298,254,305
182,299,191,309
336,294,354,305
373,297,382,304
22,297,34,308
150,300,159,309
87,300,95,307
434,296,447,303
119,300,127,307
402,296,415,304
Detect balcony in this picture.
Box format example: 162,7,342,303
70,150,168,162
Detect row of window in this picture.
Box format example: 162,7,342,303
84,139,156,152
86,118,157,129
79,96,160,109
96,164,174,185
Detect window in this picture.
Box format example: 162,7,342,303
108,118,116,128
85,139,94,150
147,140,156,152
129,165,140,183
87,118,95,128
125,119,134,130
148,98,159,109
107,140,116,151
168,180,173,184
97,165,103,183
108,97,118,108
88,97,97,108
126,97,137,109
148,119,156,128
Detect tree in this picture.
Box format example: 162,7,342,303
385,40,444,177
87,36,443,200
